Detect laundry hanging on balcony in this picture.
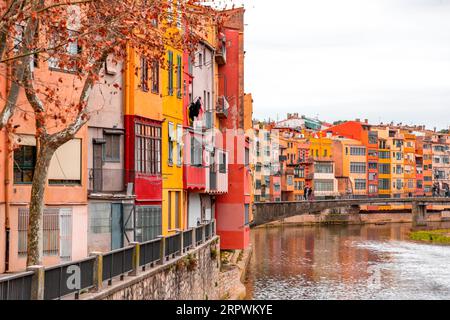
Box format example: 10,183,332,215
189,97,203,123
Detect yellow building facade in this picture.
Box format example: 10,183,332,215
162,44,185,235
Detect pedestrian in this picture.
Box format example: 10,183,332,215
308,187,313,201
304,186,309,201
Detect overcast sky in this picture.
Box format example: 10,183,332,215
232,0,450,130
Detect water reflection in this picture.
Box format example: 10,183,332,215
245,222,450,300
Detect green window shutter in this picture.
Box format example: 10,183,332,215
168,51,173,95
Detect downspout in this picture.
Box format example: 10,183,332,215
4,60,11,272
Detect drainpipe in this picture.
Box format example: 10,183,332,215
4,61,11,272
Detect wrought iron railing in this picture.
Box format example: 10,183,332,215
44,257,95,300
0,271,34,300
0,220,217,300
139,238,162,270
102,246,135,285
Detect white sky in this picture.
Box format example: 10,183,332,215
234,0,450,130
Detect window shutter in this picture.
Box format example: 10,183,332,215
48,139,81,181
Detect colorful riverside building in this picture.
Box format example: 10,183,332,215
182,12,228,229
87,58,135,253
277,128,310,201
323,120,379,197
161,44,185,235
123,44,164,241
308,133,338,199
419,133,434,195
403,131,417,197
332,137,368,198
252,124,280,202
214,8,253,250
1,36,89,272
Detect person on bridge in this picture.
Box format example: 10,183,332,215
308,187,314,201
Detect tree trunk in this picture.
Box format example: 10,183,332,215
26,140,56,266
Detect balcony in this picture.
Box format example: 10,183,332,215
216,96,229,119
88,168,128,194
215,36,227,65
206,149,228,194
183,164,206,191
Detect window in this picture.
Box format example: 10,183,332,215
244,204,250,225
379,163,390,174
176,55,182,98
168,191,172,229
369,185,378,193
135,206,162,242
168,51,173,95
174,192,180,229
104,133,121,162
176,124,183,166
355,179,367,190
89,202,111,234
294,167,305,178
188,55,193,75
14,144,36,184
255,180,261,189
199,52,203,67
287,175,293,186
151,61,159,93
314,163,333,174
368,132,378,145
368,172,377,181
350,162,366,174
368,149,378,157
18,208,64,256
314,180,334,192
219,152,227,173
350,147,366,156
49,29,81,72
379,179,390,190
191,135,202,166
379,151,390,159
368,162,378,170
416,180,423,189
168,122,174,165
135,122,161,174
48,139,82,185
140,57,148,91
245,147,250,166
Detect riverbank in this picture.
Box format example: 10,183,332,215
410,229,450,244
256,211,450,228
218,244,253,300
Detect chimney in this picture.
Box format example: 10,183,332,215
364,119,368,124
356,118,361,122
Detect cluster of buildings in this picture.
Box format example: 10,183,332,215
252,113,450,202
0,7,253,273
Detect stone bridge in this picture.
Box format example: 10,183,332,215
251,197,450,228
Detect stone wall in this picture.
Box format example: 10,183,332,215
83,237,221,300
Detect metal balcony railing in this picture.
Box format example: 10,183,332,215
216,96,229,119
88,168,128,193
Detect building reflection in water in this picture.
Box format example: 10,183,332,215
245,222,450,300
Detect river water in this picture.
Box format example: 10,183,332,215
245,222,450,300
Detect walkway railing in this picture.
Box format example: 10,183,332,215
0,271,34,300
0,220,217,300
